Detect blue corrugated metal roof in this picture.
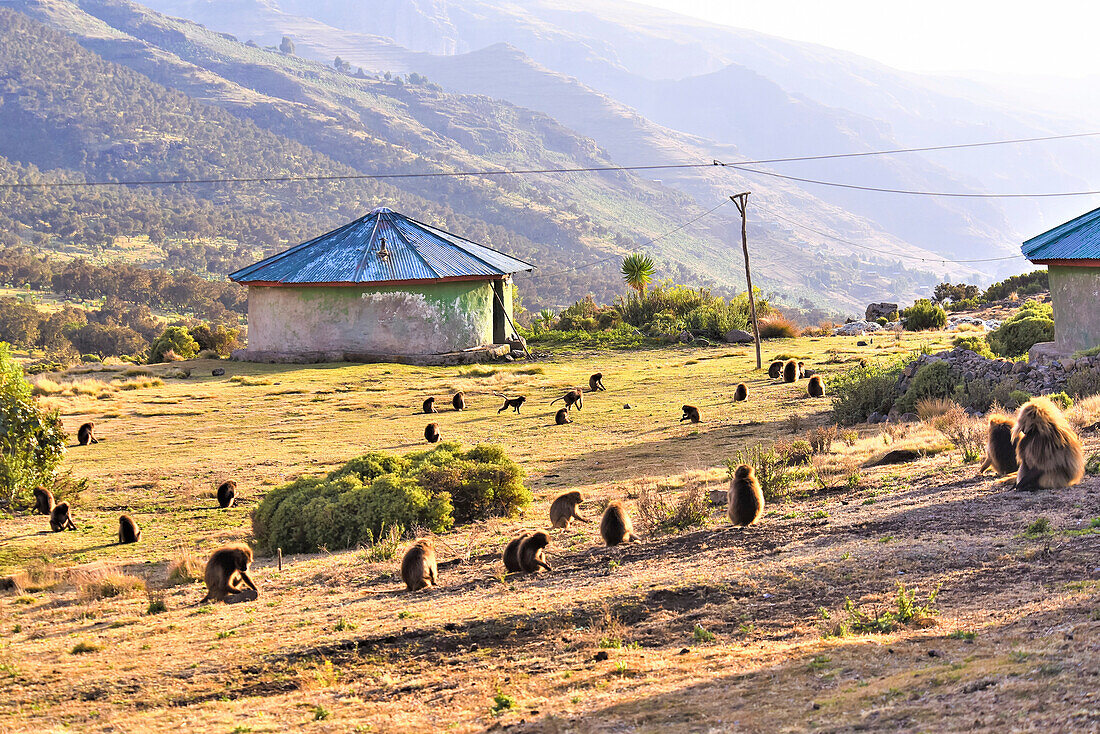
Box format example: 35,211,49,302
1022,205,1100,261
229,207,536,285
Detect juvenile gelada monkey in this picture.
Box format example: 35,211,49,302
452,392,465,411
807,375,824,398
555,408,571,425
50,501,77,531
550,388,583,411
589,373,606,391
600,500,637,546
33,486,54,515
768,361,783,379
77,422,98,445
518,530,552,573
200,543,258,603
498,395,526,414
118,514,141,543
782,360,798,383
401,538,438,591
423,397,438,414
733,383,748,402
728,464,764,526
978,414,1018,476
502,534,527,573
549,490,590,528
680,405,700,423
425,422,441,443
217,480,237,508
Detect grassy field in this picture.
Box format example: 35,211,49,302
2,332,1099,733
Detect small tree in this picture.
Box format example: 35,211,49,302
621,253,656,298
538,309,556,331
0,343,66,509
149,326,199,363
280,36,295,55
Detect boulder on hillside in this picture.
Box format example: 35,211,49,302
723,328,755,344
866,302,899,321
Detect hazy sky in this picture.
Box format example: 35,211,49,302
634,1,1100,77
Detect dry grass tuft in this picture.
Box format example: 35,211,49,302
32,377,115,398
930,407,985,463
5,561,61,594
72,567,147,601
916,397,960,422
807,425,837,454
636,481,708,533
122,366,153,377
296,658,341,690
167,550,204,585
115,376,164,391
759,314,801,339
1067,394,1100,431
230,375,273,387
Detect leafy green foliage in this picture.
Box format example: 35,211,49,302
901,299,947,331
149,326,199,363
0,343,66,509
251,443,529,553
983,270,1048,302
988,300,1054,357
729,445,795,502
952,334,994,359
896,361,955,414
621,253,656,296
829,358,910,424
1066,367,1100,398
188,323,240,356
933,282,980,304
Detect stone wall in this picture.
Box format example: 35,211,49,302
245,280,496,355
899,347,1100,397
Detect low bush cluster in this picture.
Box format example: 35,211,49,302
252,443,531,553
829,357,912,424
0,343,66,509
988,300,1053,357
901,299,947,331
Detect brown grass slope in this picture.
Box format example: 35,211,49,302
2,334,1100,732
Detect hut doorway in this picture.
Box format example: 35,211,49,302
492,280,507,343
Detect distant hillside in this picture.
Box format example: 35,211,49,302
7,0,973,314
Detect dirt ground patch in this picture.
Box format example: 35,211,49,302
3,334,1099,732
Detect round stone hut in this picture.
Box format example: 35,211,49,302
229,207,535,363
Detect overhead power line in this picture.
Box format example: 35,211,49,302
755,203,1025,264
724,164,1100,198
1,130,1098,190
734,131,1100,166
525,199,730,281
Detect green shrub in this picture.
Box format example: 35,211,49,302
1066,367,1100,398
896,361,955,414
525,324,646,349
646,312,684,338
988,301,1054,357
149,326,199,363
952,335,994,359
830,358,910,425
901,300,947,331
1044,392,1073,411
729,445,795,502
80,354,102,363
1073,345,1100,358
251,443,529,553
188,323,240,356
983,270,1048,302
0,343,67,509
875,317,889,326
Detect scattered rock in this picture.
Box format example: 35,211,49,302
900,413,920,423
623,404,632,409
856,340,868,347
708,489,728,507
867,448,923,466
867,411,886,424
834,320,883,336
211,368,225,377
723,328,755,344
865,302,898,321
594,651,609,662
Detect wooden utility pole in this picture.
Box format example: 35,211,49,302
730,193,761,369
